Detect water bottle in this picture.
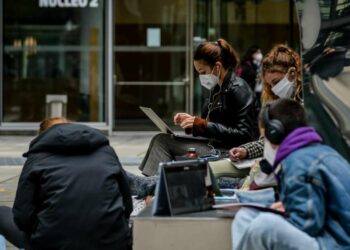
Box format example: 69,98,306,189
186,148,198,159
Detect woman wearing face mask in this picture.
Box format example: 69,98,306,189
236,45,263,91
236,45,264,121
138,38,258,176
260,45,302,106
210,44,302,185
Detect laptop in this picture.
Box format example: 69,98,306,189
139,106,208,141
152,159,217,216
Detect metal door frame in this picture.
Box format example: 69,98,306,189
187,0,194,115
0,0,3,125
106,0,114,134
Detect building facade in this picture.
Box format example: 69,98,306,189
1,0,299,133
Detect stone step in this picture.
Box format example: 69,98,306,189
0,157,142,166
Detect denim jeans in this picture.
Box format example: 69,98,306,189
0,235,6,250
235,187,275,206
232,208,320,250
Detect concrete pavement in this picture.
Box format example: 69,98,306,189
0,132,156,249
0,131,157,166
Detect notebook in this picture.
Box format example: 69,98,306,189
213,203,287,216
232,158,261,169
152,159,216,216
139,106,208,141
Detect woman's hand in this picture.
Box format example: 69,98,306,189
174,113,193,125
229,147,248,161
270,202,285,212
180,116,195,129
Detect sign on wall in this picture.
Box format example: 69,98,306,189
147,28,161,47
39,0,99,8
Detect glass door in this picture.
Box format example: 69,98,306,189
113,0,191,130
2,0,106,123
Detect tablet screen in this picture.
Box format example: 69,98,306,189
162,160,215,215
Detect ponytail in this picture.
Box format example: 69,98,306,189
217,38,240,69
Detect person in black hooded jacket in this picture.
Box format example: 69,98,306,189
0,117,132,250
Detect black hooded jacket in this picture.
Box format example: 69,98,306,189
13,123,132,250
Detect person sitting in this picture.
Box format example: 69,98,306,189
236,45,263,91
236,45,264,113
128,44,302,198
231,44,302,160
0,117,132,250
139,38,258,176
232,98,350,250
210,44,302,183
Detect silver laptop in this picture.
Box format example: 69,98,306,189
139,106,208,141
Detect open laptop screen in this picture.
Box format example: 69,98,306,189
139,106,173,134
161,159,215,215
140,106,209,142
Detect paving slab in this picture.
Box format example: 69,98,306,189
0,132,156,166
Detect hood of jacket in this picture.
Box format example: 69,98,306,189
273,126,323,168
23,123,109,157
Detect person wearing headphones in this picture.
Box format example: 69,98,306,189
210,44,302,184
232,98,350,250
139,38,258,177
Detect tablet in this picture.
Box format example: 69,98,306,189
152,159,216,216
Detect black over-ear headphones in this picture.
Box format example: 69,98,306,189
263,104,286,144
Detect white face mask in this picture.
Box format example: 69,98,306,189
199,66,220,90
253,53,263,66
271,73,295,98
263,140,278,166
199,74,219,89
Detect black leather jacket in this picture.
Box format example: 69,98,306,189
196,70,258,149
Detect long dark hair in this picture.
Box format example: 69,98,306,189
242,45,260,63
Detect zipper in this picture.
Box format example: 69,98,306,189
206,89,222,120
